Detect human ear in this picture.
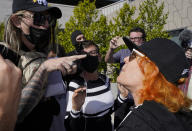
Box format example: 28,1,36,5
11,14,21,28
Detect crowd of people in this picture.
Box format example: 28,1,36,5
0,0,192,131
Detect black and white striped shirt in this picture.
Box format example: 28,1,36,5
66,74,114,118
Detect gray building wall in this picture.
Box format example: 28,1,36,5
0,0,192,31
0,0,12,23
100,0,192,31
121,0,192,31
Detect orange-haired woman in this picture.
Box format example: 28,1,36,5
116,38,192,131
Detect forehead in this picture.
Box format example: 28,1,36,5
130,32,143,37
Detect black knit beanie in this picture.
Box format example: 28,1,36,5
71,30,83,46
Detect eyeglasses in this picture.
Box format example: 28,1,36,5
20,13,55,26
130,37,143,41
129,49,145,62
81,50,99,56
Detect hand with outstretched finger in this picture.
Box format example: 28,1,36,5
41,54,87,76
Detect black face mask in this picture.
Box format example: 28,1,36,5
24,26,50,52
74,42,84,53
81,54,99,73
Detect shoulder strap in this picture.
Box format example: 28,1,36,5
23,56,46,70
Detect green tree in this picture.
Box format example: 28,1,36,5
109,3,141,37
57,0,169,81
138,0,169,40
0,22,5,42
58,0,111,73
107,3,142,81
106,0,168,81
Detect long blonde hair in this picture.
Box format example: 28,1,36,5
4,10,57,54
4,11,27,52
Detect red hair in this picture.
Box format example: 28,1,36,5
137,56,192,112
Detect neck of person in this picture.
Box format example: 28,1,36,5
132,94,141,107
81,70,99,82
129,86,143,107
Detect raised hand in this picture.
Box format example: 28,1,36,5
72,87,86,111
109,36,122,49
117,84,129,99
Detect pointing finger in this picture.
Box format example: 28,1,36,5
69,54,87,61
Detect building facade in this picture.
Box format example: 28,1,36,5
1,0,191,32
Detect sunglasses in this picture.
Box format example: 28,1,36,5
20,13,55,26
129,49,145,62
33,13,55,26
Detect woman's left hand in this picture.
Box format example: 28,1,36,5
117,84,129,99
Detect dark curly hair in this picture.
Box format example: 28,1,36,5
129,27,146,41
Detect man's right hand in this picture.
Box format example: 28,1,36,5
105,36,122,63
109,36,121,49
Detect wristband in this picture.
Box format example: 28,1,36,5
118,94,128,103
70,109,81,118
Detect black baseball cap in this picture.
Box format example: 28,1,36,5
12,0,62,19
123,37,190,84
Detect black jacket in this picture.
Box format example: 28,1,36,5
117,100,192,131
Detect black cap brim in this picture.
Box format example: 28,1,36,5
27,6,62,19
122,36,140,51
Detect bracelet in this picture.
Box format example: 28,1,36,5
71,108,81,114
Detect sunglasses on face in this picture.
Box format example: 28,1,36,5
33,13,55,26
20,13,55,26
129,49,145,62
